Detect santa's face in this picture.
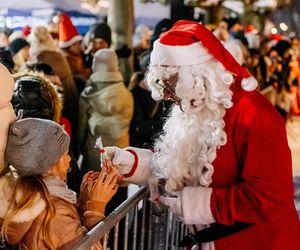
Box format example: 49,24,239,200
154,73,182,106
146,63,233,192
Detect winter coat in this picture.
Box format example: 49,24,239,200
124,80,300,249
78,71,133,171
62,50,91,80
179,81,300,249
0,176,104,250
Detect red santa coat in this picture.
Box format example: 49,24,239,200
182,81,300,250
121,79,300,249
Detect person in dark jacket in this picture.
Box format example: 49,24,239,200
128,71,171,149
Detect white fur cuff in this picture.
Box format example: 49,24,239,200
124,147,153,185
182,186,215,225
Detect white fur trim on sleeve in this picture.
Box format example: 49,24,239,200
124,147,153,185
182,186,215,225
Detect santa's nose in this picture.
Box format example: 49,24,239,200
163,89,173,100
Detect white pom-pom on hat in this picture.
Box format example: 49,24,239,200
241,76,258,92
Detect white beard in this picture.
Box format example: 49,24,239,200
147,62,234,193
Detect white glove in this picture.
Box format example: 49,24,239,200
159,193,183,218
105,146,135,175
105,146,153,185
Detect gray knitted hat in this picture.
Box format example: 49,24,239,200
5,118,70,176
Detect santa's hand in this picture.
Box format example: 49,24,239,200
159,194,183,217
105,146,135,175
105,146,153,185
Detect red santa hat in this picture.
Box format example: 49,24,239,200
58,13,82,49
150,20,258,91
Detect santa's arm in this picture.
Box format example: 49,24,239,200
180,107,294,225
105,146,153,185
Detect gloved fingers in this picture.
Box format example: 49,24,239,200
104,146,116,159
159,196,176,207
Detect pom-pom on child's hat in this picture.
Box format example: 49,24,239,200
150,20,258,91
5,118,70,176
58,13,82,49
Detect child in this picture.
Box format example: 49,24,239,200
1,118,118,249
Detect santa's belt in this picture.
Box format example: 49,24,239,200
179,221,254,247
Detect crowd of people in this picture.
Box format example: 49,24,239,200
0,11,300,249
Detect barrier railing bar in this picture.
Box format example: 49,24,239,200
113,222,119,250
140,198,147,250
132,206,138,250
123,213,129,250
147,203,153,250
72,186,149,250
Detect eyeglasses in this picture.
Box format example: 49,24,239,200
154,77,181,105
154,79,176,96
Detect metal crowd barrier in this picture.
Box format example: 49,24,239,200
72,186,187,250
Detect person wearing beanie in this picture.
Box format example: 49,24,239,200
0,63,16,174
79,49,133,220
79,48,133,172
104,20,300,250
59,13,91,80
9,38,30,73
89,22,112,52
0,117,118,249
84,22,112,68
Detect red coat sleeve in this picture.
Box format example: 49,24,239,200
211,93,294,225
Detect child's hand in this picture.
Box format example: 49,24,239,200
78,171,99,211
89,166,119,204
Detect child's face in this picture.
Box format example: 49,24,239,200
52,151,71,181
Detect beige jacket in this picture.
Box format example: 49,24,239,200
0,176,104,249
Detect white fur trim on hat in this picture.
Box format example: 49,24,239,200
59,35,82,49
241,76,258,91
150,40,214,66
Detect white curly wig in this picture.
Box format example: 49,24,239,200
145,58,234,193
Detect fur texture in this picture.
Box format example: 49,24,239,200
145,59,233,192
0,175,16,218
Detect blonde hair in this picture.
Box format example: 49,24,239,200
1,175,56,249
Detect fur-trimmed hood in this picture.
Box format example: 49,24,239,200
0,175,46,223
0,175,16,219
12,71,62,123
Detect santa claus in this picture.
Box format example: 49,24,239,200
106,20,300,249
